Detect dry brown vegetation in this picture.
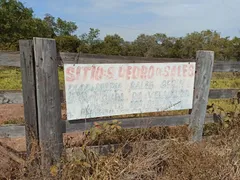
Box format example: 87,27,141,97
1,116,240,180
0,71,239,179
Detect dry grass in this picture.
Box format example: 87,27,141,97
1,117,240,180
0,69,239,179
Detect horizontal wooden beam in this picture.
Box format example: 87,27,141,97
57,52,195,64
0,51,194,67
0,90,65,104
1,89,239,104
0,125,25,138
1,52,240,72
65,114,190,133
1,51,239,72
213,61,240,72
0,51,20,67
0,90,23,104
209,89,240,99
0,114,214,138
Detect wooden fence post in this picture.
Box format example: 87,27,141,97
33,37,63,168
189,50,214,142
19,40,39,156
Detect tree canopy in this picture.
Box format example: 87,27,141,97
1,0,240,61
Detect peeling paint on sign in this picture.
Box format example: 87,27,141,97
64,63,196,120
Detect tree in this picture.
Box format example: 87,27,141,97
130,34,156,57
0,0,52,50
231,37,240,61
43,13,78,37
78,28,102,53
79,28,100,45
54,18,78,36
43,13,56,37
171,38,184,58
55,35,80,52
129,33,174,58
102,34,124,55
121,41,132,56
181,31,204,58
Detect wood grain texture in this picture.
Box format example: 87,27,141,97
189,51,214,142
33,37,63,168
1,51,239,72
0,125,26,138
0,90,23,104
65,115,190,133
213,61,240,72
0,51,194,67
65,114,214,133
0,114,214,138
209,89,240,99
19,40,38,155
1,89,238,104
0,51,20,67
57,52,195,64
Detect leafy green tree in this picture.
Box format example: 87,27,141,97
0,0,52,50
0,0,238,61
79,28,100,45
128,33,175,58
231,37,240,61
121,41,132,56
43,13,56,37
171,38,184,58
102,34,124,55
55,35,80,52
181,31,204,58
78,28,102,53
54,18,78,36
130,34,156,57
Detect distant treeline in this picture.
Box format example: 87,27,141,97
1,0,240,61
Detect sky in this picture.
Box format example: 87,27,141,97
22,0,240,41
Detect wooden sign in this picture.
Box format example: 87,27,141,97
64,63,196,120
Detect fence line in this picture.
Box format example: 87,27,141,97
0,51,240,72
0,114,216,138
0,38,240,169
0,89,239,105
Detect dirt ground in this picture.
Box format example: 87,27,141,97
0,104,24,123
0,103,68,176
0,104,67,124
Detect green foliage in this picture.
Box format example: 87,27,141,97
2,0,240,60
78,28,103,53
102,34,124,55
0,0,53,50
0,1,78,50
204,99,240,136
0,67,65,90
0,67,22,90
55,18,78,36
80,28,100,45
85,120,122,143
0,68,238,93
130,34,156,57
55,35,80,52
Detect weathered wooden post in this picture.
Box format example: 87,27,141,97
189,50,214,142
33,37,63,168
19,40,39,156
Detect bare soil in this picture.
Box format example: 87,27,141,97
0,104,67,125
0,103,66,177
0,104,24,124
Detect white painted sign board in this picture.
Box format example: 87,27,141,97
64,63,196,120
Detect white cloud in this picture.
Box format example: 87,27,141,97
34,0,240,40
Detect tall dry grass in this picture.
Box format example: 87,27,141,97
1,116,240,180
